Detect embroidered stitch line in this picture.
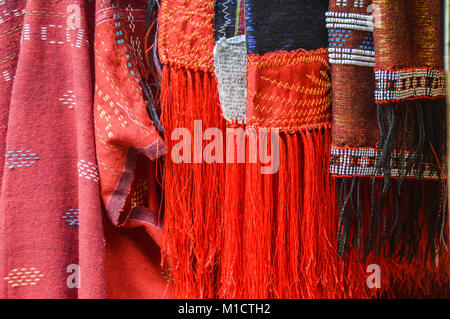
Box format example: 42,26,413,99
158,0,216,70
5,150,39,169
62,208,79,226
77,160,99,183
4,268,44,287
247,49,331,130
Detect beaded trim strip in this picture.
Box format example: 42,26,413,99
375,68,447,103
329,47,375,67
326,11,375,67
330,146,378,176
330,146,441,179
336,0,366,8
325,11,373,32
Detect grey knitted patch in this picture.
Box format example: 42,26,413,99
213,35,247,124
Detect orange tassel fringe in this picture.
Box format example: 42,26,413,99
161,65,224,298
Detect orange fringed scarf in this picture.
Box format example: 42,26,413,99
244,50,335,298
158,0,375,299
239,49,370,298
214,0,375,297
158,0,225,298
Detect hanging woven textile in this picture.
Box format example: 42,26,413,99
372,0,449,296
213,0,369,299
210,0,374,299
243,0,334,299
158,0,450,299
94,0,171,298
328,0,449,296
213,0,247,299
372,0,447,262
94,0,166,235
0,0,107,299
327,0,380,259
158,0,225,298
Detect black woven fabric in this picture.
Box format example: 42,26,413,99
214,0,240,41
245,0,329,54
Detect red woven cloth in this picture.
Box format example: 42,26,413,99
0,0,106,298
0,0,169,298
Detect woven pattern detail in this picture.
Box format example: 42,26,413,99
375,68,446,103
77,160,99,183
246,49,331,131
326,10,375,67
330,146,441,179
158,0,216,70
5,150,40,169
63,208,79,227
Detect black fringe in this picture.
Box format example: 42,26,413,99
143,0,164,133
337,99,448,264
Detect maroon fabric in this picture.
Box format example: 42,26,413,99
94,0,166,228
0,0,106,298
93,0,171,298
105,217,173,299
